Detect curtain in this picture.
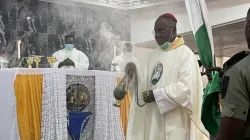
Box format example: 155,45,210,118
117,78,131,137
14,75,43,140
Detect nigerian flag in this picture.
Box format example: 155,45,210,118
185,0,221,137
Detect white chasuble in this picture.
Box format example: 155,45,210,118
52,48,89,70
126,37,209,140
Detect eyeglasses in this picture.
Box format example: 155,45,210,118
152,27,173,36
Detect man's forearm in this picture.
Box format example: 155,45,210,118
153,88,179,114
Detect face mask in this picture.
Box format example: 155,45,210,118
65,44,74,50
160,41,171,49
160,29,173,50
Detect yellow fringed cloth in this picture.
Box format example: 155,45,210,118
14,75,43,140
117,78,132,137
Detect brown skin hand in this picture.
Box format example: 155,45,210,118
154,16,177,46
205,67,224,78
142,90,155,103
216,117,245,140
58,58,75,68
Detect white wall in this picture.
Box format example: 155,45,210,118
130,0,250,44
214,57,230,67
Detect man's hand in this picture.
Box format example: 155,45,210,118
142,90,155,103
64,58,75,66
205,67,224,78
58,58,75,68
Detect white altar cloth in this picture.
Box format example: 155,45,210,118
0,70,20,140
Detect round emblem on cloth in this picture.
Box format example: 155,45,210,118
151,62,163,85
66,84,90,112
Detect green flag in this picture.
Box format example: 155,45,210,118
185,0,221,137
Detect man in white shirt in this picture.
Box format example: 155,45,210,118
111,42,141,72
52,35,89,70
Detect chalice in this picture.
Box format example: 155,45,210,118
111,62,118,72
33,57,41,68
26,57,34,68
47,57,57,68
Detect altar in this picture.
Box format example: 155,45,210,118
0,69,125,140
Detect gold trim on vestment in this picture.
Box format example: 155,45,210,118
163,36,185,51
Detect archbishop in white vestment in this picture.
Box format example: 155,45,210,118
126,13,208,140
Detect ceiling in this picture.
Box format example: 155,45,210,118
69,0,180,10
70,0,219,10
136,19,248,57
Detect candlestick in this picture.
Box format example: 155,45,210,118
17,40,21,59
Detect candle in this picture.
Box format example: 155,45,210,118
17,40,21,59
114,46,117,58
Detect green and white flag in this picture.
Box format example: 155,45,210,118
185,0,215,67
185,0,221,137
